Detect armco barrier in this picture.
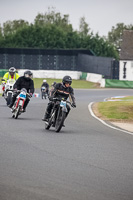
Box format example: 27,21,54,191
0,70,104,93
18,70,82,80
105,79,133,88
86,73,102,83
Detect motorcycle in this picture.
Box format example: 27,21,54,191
45,98,72,132
1,78,15,106
41,86,48,99
11,88,31,119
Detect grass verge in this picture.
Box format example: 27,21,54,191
33,78,100,89
0,78,99,96
94,96,133,122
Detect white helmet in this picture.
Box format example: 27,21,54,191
43,80,46,82
9,67,16,73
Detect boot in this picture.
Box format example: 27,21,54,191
42,112,50,121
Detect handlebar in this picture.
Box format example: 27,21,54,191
51,97,72,106
13,89,32,98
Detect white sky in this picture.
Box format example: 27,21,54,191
0,0,133,37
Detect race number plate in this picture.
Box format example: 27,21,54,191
60,101,66,107
19,93,26,98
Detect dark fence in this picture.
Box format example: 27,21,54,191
77,54,118,79
0,48,119,79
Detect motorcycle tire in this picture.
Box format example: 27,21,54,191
6,93,12,106
55,109,66,132
42,92,45,99
45,111,55,130
14,105,21,119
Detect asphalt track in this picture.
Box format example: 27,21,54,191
0,88,133,200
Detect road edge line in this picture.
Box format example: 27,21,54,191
88,102,133,136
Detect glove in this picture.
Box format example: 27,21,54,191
13,88,18,93
2,82,6,86
49,96,53,101
29,93,33,98
71,103,76,108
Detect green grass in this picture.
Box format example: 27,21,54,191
0,77,99,89
98,97,133,121
0,77,99,96
33,78,100,89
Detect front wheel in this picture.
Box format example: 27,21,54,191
14,105,21,119
41,92,44,99
55,109,66,132
45,111,55,130
6,92,12,106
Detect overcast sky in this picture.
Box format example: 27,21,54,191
0,0,133,37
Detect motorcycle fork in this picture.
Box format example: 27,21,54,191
15,98,25,109
52,106,58,126
16,97,20,108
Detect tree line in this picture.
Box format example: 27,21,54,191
0,8,133,60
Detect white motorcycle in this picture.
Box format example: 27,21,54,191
41,86,48,99
1,78,15,106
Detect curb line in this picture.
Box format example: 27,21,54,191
88,102,133,136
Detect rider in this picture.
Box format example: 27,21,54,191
42,75,76,121
2,67,20,96
41,79,49,96
9,70,34,112
51,81,56,89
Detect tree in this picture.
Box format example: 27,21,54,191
107,23,133,47
3,20,29,36
34,7,73,32
79,16,90,38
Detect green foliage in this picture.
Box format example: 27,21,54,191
108,23,133,48
0,7,119,58
79,16,90,37
3,20,29,36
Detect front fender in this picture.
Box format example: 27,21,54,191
62,106,67,112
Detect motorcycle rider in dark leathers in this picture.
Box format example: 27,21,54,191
9,70,34,112
42,75,76,121
41,79,49,96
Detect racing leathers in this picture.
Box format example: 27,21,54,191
42,82,76,120
9,76,34,110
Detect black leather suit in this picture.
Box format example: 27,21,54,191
10,76,34,109
44,82,76,118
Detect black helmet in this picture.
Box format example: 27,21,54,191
52,81,56,86
24,70,33,79
62,75,72,85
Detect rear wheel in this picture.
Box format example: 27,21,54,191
55,108,66,132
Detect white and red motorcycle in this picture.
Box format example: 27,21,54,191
11,88,31,119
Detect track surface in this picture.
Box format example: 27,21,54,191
0,89,133,200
